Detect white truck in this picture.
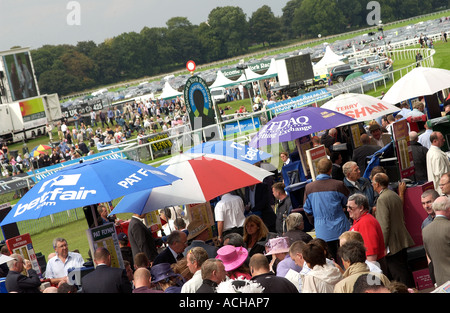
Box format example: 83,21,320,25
0,93,62,143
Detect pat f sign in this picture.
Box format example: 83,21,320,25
117,168,165,189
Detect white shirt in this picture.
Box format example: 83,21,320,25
426,145,450,192
418,129,432,149
181,270,203,293
45,251,85,279
214,193,245,231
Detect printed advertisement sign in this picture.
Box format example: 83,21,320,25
86,222,124,269
6,233,42,278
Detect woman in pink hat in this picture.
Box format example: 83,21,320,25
216,245,251,280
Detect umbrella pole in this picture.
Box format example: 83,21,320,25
91,205,98,227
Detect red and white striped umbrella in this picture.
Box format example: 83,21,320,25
110,153,274,215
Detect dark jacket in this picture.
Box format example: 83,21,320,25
5,269,41,293
251,272,298,293
343,177,376,208
128,216,158,262
275,196,292,235
244,184,276,232
352,144,380,174
407,141,428,182
81,264,132,293
196,279,218,293
152,247,177,266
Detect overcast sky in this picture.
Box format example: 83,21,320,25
0,0,290,51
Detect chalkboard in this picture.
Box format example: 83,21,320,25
285,54,314,83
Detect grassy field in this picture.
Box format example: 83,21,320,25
5,14,450,265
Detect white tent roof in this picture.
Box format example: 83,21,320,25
160,81,183,100
209,70,238,89
314,46,345,69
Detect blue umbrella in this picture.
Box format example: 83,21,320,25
184,140,272,164
248,106,355,148
0,159,180,226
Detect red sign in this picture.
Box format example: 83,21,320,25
392,119,415,179
186,60,196,72
6,233,43,277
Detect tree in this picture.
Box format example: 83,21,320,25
249,5,282,46
281,0,303,39
207,6,249,58
292,0,347,37
60,50,96,90
140,26,175,74
38,69,80,95
337,0,364,28
165,17,201,64
90,41,120,85
110,31,147,79
196,22,223,63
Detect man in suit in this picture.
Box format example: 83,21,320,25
153,230,188,266
342,161,376,209
5,254,41,293
371,173,415,287
81,247,132,293
128,213,158,263
352,134,380,174
407,131,428,182
368,124,392,148
422,196,450,287
244,183,277,233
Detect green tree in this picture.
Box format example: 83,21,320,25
111,31,147,79
166,17,201,64
38,69,80,95
207,6,249,58
249,5,282,46
292,0,346,37
140,26,175,74
60,50,96,90
90,41,120,85
337,0,364,28
196,22,222,63
281,0,303,39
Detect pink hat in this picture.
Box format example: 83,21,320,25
216,245,248,272
264,237,290,256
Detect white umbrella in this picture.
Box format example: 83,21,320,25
321,93,400,124
382,67,450,104
0,254,14,265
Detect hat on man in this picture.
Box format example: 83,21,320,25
186,219,209,241
117,233,128,242
150,263,180,283
216,245,248,272
264,237,290,256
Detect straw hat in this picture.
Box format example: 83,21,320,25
186,219,209,241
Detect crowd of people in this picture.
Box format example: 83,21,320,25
2,88,450,294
